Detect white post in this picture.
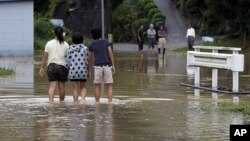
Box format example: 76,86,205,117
195,67,200,87
194,89,200,97
212,49,218,90
232,71,239,92
101,0,105,38
212,69,218,89
195,48,200,52
233,96,239,104
212,92,218,107
194,48,200,87
233,51,239,54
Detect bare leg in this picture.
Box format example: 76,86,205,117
106,83,113,102
58,82,66,101
48,81,57,102
71,81,78,102
80,82,87,102
95,84,101,102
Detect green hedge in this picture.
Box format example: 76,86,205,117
112,0,166,42
148,8,161,18
142,0,154,5
152,13,166,21
145,2,158,12
0,67,15,77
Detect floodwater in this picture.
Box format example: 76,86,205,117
1,49,250,141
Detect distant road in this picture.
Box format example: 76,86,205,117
154,0,190,49
113,0,202,52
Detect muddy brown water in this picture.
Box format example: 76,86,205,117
1,50,250,141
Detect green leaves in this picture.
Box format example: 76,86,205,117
0,67,15,77
112,0,165,42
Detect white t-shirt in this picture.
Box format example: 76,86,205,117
186,27,195,38
147,28,156,38
45,39,69,66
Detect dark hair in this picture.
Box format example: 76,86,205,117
54,26,64,44
72,32,83,44
90,27,102,40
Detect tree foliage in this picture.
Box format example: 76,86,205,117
174,0,250,39
112,0,165,42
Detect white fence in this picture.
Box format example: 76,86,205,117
187,46,244,92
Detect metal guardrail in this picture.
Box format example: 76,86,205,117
187,46,244,92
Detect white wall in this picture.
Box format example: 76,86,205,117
0,1,33,56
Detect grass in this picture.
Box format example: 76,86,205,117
202,38,250,49
218,102,250,115
172,46,188,52
0,67,15,77
172,38,250,53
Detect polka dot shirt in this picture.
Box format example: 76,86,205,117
66,44,88,80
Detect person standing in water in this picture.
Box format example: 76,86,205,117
157,25,167,57
39,26,69,102
66,32,89,103
186,24,195,50
137,25,144,55
88,28,115,103
147,24,156,54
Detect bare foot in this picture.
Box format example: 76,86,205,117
79,98,86,104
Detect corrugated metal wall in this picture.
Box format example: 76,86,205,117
0,1,33,56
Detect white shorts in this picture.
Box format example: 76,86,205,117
94,66,113,84
158,38,167,48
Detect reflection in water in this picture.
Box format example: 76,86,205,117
1,51,250,140
194,89,200,98
233,96,240,104
186,66,195,80
212,92,218,107
156,54,166,74
147,54,157,74
32,101,114,141
0,57,33,95
94,103,114,141
186,89,244,141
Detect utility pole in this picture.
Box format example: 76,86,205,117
101,0,105,38
106,0,113,49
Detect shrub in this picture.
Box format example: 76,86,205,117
152,12,166,20
34,15,55,50
0,67,15,77
132,18,151,32
148,8,161,18
34,15,54,40
142,0,154,5
112,0,166,43
145,2,158,12
34,37,47,50
113,26,123,42
152,17,165,23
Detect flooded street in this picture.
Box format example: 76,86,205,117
1,49,250,140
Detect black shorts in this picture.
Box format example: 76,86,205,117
138,41,143,51
47,63,68,82
70,79,87,82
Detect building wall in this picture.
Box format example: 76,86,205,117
0,1,33,56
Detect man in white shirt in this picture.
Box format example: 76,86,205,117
186,24,195,50
147,24,156,53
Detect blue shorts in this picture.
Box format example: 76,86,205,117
148,38,155,48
